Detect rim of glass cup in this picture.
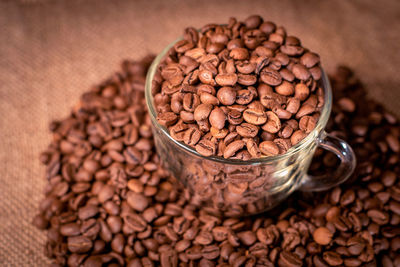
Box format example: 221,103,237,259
145,38,332,165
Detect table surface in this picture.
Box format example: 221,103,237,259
0,0,399,265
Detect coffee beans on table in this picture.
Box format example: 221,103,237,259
152,15,324,159
34,52,399,266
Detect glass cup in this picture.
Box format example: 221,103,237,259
145,39,356,216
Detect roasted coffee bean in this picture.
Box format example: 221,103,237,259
313,227,333,245
286,97,300,114
127,192,149,212
237,73,257,86
247,139,262,158
259,141,279,156
292,64,311,80
217,87,236,105
294,83,310,101
323,251,343,266
201,245,220,260
224,140,245,159
194,104,213,122
367,209,389,225
227,110,243,125
230,48,249,60
78,205,99,220
262,111,281,134
157,112,178,127
123,213,147,232
300,52,320,68
243,109,267,125
195,139,216,156
209,107,226,130
215,73,238,86
278,251,303,267
276,81,294,96
326,206,341,222
299,116,316,133
183,127,201,146
200,92,219,105
236,89,254,105
260,67,283,86
237,231,257,246
67,235,93,253
60,223,81,237
291,130,307,145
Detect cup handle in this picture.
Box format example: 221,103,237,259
299,131,356,192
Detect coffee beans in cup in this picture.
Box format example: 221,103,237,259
152,15,324,159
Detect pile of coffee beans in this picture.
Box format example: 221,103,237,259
33,56,399,267
152,15,324,159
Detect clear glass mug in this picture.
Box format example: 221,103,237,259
145,39,356,217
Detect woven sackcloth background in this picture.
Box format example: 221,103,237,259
0,0,399,265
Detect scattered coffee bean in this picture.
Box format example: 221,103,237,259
313,227,333,245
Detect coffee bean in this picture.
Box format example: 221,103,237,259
278,251,303,267
183,127,201,146
259,141,279,156
201,245,220,260
276,81,294,96
78,205,99,220
291,130,307,145
326,206,341,222
246,139,261,158
157,112,178,127
323,251,343,266
338,97,356,113
224,140,245,159
296,104,315,119
292,64,311,80
236,89,254,105
286,97,300,114
160,250,178,267
313,227,333,245
209,107,226,130
68,235,93,253
199,69,215,85
243,109,267,125
260,67,282,86
245,15,263,29
227,110,243,125
237,231,257,246
60,223,81,237
300,52,320,68
32,214,48,230
217,87,236,105
299,116,317,133
194,104,213,122
367,209,389,225
229,48,249,60
294,83,310,101
127,192,149,212
200,92,219,106
236,123,259,138
215,73,238,86
262,111,281,134
186,245,202,260
195,139,216,156
237,74,257,86
123,213,147,232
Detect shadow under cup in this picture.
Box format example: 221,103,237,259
145,42,356,217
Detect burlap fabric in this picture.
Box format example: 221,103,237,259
0,0,399,265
